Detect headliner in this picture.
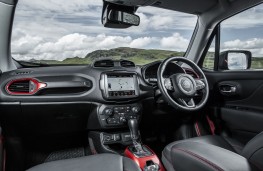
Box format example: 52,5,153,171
151,0,219,14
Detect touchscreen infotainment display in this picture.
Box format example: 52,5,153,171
107,74,136,97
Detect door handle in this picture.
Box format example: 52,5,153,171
219,84,238,96
220,86,237,93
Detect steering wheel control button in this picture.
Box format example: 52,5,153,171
195,80,205,90
164,78,173,90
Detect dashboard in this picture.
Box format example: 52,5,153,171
0,59,198,134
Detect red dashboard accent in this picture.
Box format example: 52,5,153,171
124,145,166,171
6,78,47,95
184,68,200,79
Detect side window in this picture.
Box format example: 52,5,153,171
203,37,215,70
220,3,263,70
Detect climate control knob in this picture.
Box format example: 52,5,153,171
119,116,127,123
104,108,113,116
132,106,140,114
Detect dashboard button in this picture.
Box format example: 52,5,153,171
114,134,121,141
104,135,111,142
122,133,132,142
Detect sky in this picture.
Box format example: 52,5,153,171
11,0,263,61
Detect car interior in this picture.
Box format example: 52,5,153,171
0,0,263,171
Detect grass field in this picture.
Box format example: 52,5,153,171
31,47,185,65
28,47,263,69
203,52,263,70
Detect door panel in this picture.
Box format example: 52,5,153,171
205,71,263,143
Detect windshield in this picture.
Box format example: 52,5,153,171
11,0,197,65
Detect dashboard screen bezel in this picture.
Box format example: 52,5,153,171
100,72,139,100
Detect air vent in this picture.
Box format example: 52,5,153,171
93,60,114,68
120,60,135,67
6,78,46,95
11,71,33,76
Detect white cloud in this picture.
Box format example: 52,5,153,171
160,33,190,51
12,34,43,54
222,38,263,57
222,5,263,29
12,32,192,61
130,37,156,48
149,15,173,29
12,33,133,60
223,38,263,49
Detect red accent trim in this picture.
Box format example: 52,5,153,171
6,78,46,95
124,145,166,171
183,68,200,79
206,116,216,135
195,122,201,136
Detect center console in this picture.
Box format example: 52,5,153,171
124,119,166,171
88,119,165,171
88,72,164,170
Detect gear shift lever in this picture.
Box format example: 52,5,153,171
128,119,139,140
127,119,154,160
128,119,144,153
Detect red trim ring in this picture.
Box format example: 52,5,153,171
5,78,46,95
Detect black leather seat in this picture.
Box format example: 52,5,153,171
162,132,263,171
27,153,140,171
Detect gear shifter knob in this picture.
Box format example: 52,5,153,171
128,119,139,140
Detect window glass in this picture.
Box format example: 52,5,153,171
221,4,263,69
12,0,197,65
203,37,215,70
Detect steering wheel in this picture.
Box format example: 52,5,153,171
157,57,209,112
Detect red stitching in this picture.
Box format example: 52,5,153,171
195,122,201,136
173,148,224,171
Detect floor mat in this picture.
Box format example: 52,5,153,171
44,147,85,162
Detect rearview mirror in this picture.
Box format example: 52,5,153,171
219,50,252,70
108,10,140,26
102,1,140,28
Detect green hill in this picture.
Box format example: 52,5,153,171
33,47,185,65
27,47,263,68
